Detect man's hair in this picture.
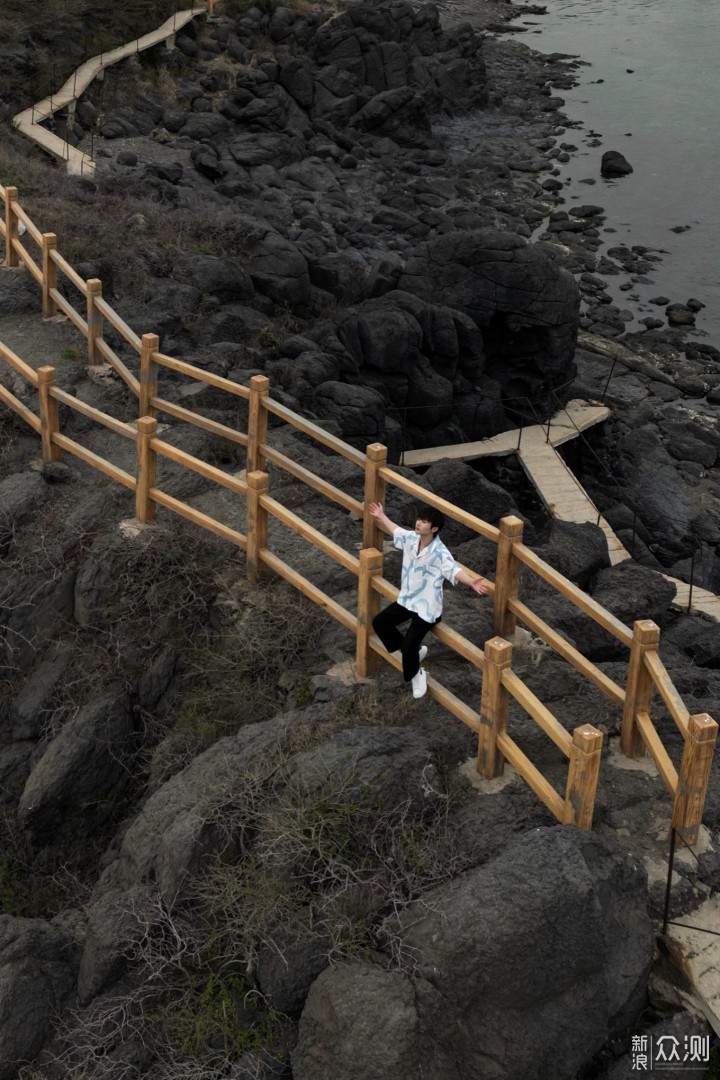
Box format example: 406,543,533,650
416,504,445,533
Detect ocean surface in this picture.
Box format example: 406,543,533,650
517,0,720,347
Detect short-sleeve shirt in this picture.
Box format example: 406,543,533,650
392,527,461,622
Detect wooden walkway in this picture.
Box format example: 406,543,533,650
12,4,208,176
403,399,611,466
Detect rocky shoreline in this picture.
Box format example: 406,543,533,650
1,0,720,1077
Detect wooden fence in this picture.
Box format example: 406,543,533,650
1,183,716,843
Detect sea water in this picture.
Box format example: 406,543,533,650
519,0,720,347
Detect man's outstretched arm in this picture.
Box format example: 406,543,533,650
369,502,401,536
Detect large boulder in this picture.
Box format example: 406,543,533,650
422,459,515,544
0,915,79,1080
398,229,580,416
18,693,135,845
294,827,654,1080
615,426,702,559
94,717,302,905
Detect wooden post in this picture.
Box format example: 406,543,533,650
477,637,512,779
363,442,387,551
621,620,660,759
246,470,269,585
42,233,58,318
493,515,524,638
207,0,216,12
357,548,383,677
247,375,269,474
37,366,61,464
135,416,157,524
86,278,103,366
3,187,19,267
564,724,603,829
140,333,160,420
672,713,719,846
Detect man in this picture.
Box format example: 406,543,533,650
368,501,489,699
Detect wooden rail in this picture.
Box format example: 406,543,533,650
1,181,717,841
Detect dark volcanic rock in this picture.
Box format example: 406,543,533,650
294,827,653,1080
601,150,633,177
18,693,136,845
0,915,79,1080
399,229,579,414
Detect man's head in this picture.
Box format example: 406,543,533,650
415,504,445,537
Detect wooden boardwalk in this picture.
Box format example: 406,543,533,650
403,399,611,466
12,5,208,176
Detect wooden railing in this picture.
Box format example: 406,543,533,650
1,183,716,842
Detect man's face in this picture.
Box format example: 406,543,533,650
415,517,437,537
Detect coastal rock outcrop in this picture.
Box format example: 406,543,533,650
293,827,653,1080
399,229,580,414
0,915,79,1080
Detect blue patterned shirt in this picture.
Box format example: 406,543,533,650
392,527,461,622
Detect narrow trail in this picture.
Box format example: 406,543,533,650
11,4,209,176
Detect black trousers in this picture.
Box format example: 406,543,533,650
372,602,438,682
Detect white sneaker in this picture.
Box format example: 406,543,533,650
411,667,427,699
418,645,428,663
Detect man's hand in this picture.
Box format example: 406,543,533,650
368,502,399,536
456,569,490,595
470,577,489,596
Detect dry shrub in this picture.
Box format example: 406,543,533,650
148,583,321,786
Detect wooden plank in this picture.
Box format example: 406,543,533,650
493,515,524,637
135,417,157,524
152,395,248,446
672,714,719,846
635,709,679,796
357,548,383,677
246,470,268,586
402,401,611,466
0,383,41,432
563,725,603,829
0,342,40,387
263,396,366,466
50,249,88,295
378,467,501,542
53,432,135,489
261,442,362,515
151,437,249,496
644,651,690,737
95,338,140,395
94,296,142,352
12,239,43,284
502,669,574,756
261,549,357,633
434,622,485,669
497,732,565,821
50,386,135,439
151,487,247,548
12,204,42,245
513,544,633,647
622,620,659,759
478,637,512,778
260,494,360,576
426,670,483,734
49,288,88,334
509,598,626,707
152,351,251,399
